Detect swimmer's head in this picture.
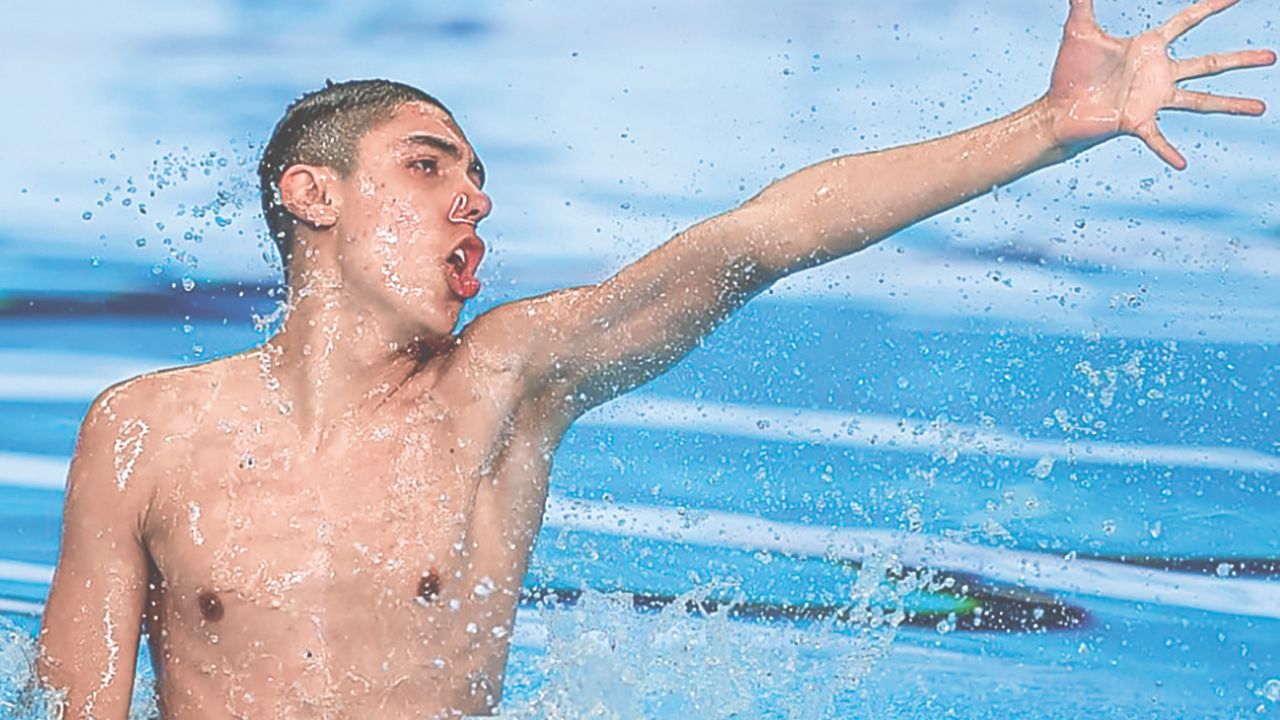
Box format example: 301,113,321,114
259,79,491,336
258,79,450,274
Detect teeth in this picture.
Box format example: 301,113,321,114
450,247,467,266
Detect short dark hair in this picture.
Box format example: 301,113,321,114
258,79,452,276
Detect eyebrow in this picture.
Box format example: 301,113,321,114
402,132,486,188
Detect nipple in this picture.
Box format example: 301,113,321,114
198,590,225,622
416,569,442,606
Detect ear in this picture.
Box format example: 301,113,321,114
278,164,341,229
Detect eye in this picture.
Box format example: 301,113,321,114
410,158,438,174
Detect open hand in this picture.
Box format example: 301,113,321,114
1046,0,1275,169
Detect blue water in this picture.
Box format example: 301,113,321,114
2,0,1279,717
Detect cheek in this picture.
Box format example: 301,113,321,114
368,226,425,298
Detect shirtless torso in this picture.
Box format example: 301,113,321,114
34,3,1272,718
132,339,554,718
48,315,574,717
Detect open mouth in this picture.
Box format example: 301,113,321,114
444,235,486,300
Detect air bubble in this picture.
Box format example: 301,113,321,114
1263,679,1280,702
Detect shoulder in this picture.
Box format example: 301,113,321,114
456,288,595,369
81,358,227,440
451,293,598,427
64,358,237,538
71,358,232,496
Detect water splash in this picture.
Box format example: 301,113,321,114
0,617,157,720
505,557,934,719
81,140,273,287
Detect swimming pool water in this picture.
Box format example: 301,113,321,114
2,0,1278,717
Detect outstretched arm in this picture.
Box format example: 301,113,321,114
488,0,1272,416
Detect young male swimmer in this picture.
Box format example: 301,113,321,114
36,1,1273,717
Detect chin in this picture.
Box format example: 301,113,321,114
403,303,462,341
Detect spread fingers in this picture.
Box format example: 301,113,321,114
1158,0,1239,43
1170,89,1267,115
1135,122,1187,170
1177,49,1277,80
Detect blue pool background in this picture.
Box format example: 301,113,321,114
1,0,1278,717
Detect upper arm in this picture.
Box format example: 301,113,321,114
475,203,781,417
38,383,154,720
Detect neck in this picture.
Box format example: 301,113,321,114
260,267,452,438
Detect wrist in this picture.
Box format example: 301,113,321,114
1033,93,1113,163
1029,95,1074,163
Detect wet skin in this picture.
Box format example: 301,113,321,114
131,337,558,718
35,3,1273,718
39,104,575,719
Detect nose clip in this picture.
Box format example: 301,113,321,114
448,193,475,226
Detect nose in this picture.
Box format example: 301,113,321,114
448,190,492,226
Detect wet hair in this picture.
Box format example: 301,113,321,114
257,79,453,276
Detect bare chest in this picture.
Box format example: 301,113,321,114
142,389,549,625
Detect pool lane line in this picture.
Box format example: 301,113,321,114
1075,556,1280,578
542,497,1280,621
0,597,42,615
518,583,1087,633
0,559,51,584
0,452,64,490
579,395,1280,475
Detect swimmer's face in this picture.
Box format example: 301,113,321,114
332,101,491,337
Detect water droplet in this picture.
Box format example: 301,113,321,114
81,211,93,221
935,614,954,634
182,277,196,292
89,256,102,268
1074,219,1086,229
1216,562,1234,578
136,237,147,247
1263,679,1280,702
1028,456,1055,479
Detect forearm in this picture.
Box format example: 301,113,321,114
744,95,1068,276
